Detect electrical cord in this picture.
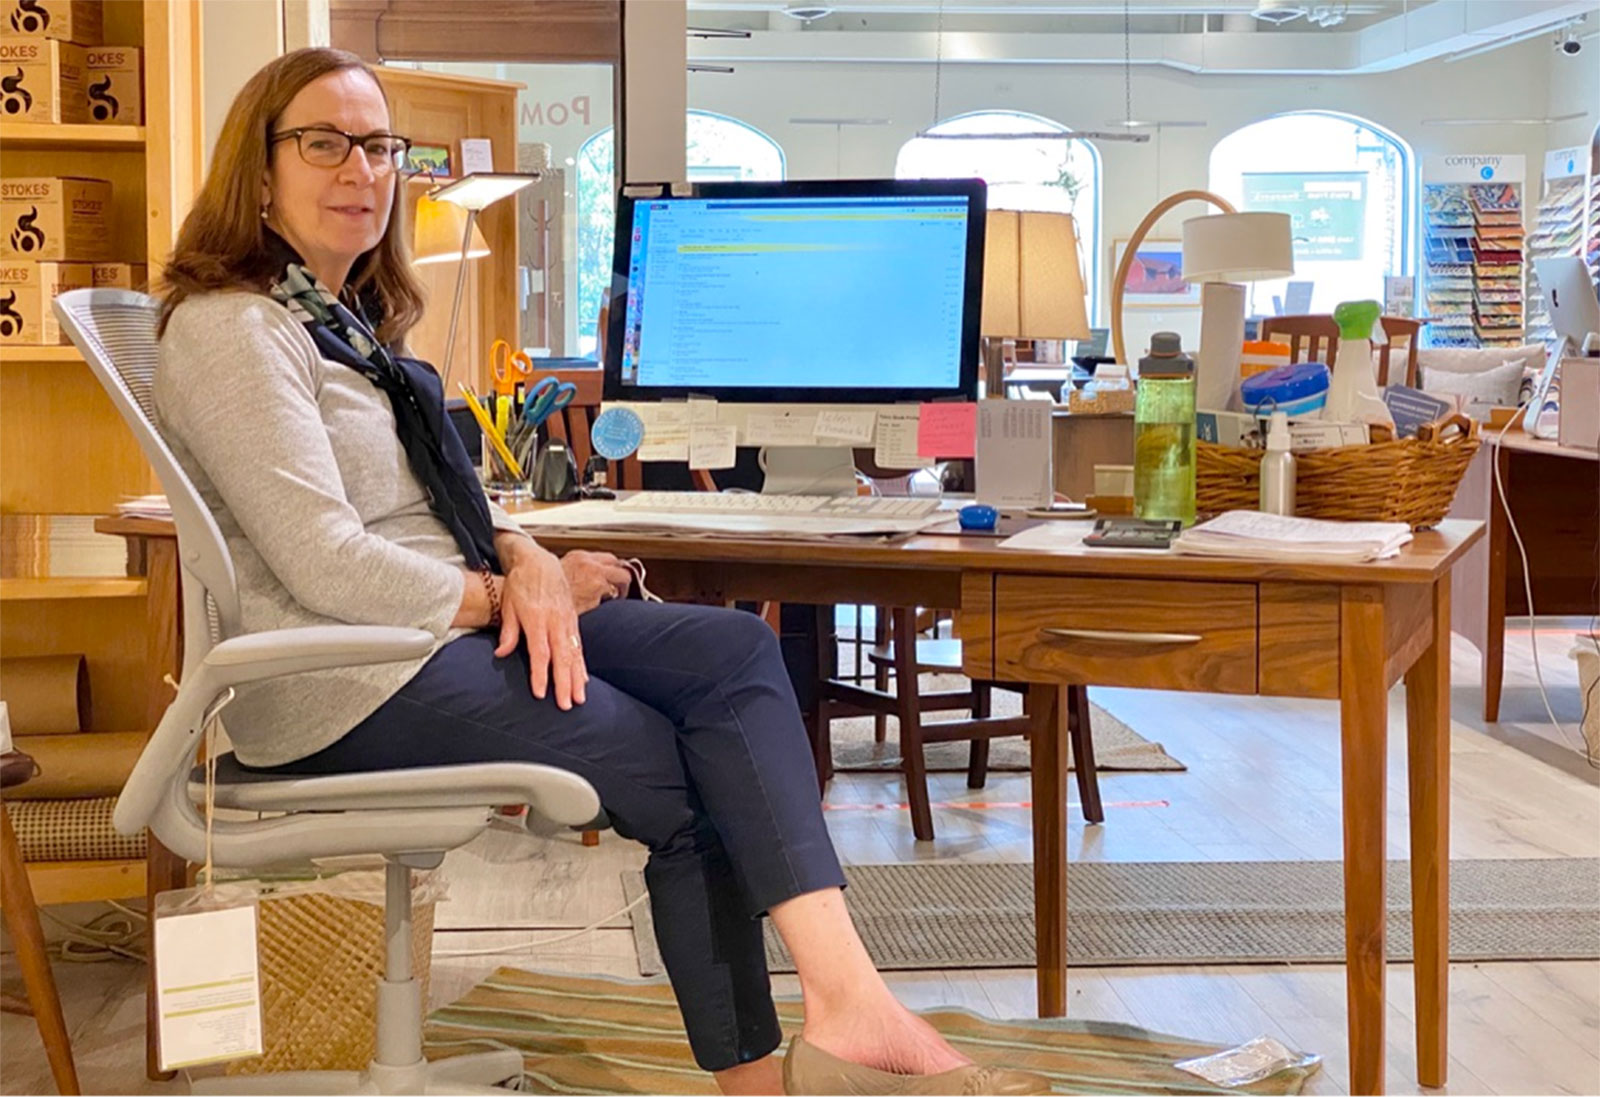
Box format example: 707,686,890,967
41,900,148,963
1489,413,1600,769
430,891,649,959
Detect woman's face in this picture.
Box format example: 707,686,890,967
263,69,397,291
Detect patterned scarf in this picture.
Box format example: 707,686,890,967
265,234,500,572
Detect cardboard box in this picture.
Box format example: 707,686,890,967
0,0,101,45
1,177,112,261
83,43,137,123
0,36,87,122
90,261,144,289
1558,356,1599,451
0,260,93,344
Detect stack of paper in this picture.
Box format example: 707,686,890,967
1172,512,1412,562
513,500,943,541
116,494,172,520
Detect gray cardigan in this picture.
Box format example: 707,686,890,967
156,291,531,767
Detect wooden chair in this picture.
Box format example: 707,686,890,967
818,606,1103,841
1377,316,1422,387
1260,314,1340,365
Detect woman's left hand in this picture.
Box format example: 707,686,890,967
496,545,588,710
560,550,634,614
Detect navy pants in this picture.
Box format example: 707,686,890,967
256,600,846,1070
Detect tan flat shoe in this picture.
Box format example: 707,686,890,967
782,1035,1052,1095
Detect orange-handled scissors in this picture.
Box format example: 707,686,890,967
488,339,534,396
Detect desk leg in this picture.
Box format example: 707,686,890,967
1029,683,1069,1018
1484,446,1509,722
1405,575,1451,1088
1,802,81,1096
1340,586,1388,1096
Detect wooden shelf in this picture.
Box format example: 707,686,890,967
0,576,147,601
0,345,82,363
0,123,147,151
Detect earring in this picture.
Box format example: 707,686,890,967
260,205,269,222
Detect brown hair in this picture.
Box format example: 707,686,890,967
157,47,425,345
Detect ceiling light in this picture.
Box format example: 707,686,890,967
1252,0,1308,24
781,4,833,22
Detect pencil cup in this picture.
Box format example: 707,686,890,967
482,442,531,501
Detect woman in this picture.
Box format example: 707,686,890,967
155,48,1048,1096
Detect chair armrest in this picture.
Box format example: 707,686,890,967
203,626,437,686
113,626,436,836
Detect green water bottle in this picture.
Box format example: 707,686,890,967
1134,332,1197,526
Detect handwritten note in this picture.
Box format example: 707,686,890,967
917,402,977,458
689,424,738,470
637,403,690,461
814,409,877,445
745,410,819,447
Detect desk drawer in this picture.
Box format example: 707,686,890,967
992,576,1258,693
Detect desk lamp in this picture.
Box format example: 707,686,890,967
1181,210,1295,409
982,210,1090,396
411,171,539,393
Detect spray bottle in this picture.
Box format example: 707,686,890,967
1325,299,1394,428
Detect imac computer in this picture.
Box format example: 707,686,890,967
602,178,986,494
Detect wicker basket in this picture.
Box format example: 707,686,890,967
1196,413,1480,530
223,870,437,1076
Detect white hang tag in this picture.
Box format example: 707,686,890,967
153,893,264,1072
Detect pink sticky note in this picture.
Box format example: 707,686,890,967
917,402,977,458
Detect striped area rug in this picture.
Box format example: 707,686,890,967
423,967,1318,1095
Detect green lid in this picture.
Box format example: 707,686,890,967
1333,299,1381,340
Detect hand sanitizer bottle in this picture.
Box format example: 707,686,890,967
1258,411,1296,516
1325,299,1394,428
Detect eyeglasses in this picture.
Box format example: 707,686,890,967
270,126,412,173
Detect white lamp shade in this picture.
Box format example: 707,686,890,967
428,171,539,212
1181,211,1295,283
982,209,1091,340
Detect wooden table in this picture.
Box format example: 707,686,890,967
521,516,1482,1096
1480,433,1599,721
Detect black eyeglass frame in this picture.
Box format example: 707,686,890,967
269,126,414,171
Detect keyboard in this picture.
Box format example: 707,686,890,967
615,491,942,520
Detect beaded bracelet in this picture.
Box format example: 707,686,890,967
478,564,502,627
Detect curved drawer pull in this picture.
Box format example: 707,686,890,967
1038,627,1203,646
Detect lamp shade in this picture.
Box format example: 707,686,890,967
1181,211,1295,283
428,171,539,212
412,195,489,265
982,209,1091,340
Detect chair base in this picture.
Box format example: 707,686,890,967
188,1048,525,1095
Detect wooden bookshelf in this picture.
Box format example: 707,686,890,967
0,577,149,602
0,345,85,363
0,122,148,150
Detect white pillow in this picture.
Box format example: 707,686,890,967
1415,344,1545,377
1420,357,1525,408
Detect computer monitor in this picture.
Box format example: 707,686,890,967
1535,256,1600,360
602,179,986,492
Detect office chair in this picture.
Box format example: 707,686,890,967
55,289,603,1095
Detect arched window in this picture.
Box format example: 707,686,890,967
574,112,785,354
1209,111,1413,316
896,110,1102,322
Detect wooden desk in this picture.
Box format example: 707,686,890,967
1481,433,1598,721
523,518,1482,1096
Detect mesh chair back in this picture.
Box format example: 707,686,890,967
52,289,240,672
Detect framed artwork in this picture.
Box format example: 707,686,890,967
406,143,454,179
1112,238,1201,307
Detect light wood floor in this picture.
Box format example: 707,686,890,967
4,626,1596,1096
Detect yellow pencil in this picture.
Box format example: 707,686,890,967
458,384,525,480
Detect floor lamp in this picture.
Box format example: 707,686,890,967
412,171,539,394
982,209,1090,396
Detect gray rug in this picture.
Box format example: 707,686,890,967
831,684,1185,774
625,858,1600,975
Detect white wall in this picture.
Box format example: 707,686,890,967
1545,37,1600,153
202,0,285,166
679,37,1580,344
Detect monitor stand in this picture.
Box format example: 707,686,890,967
761,446,857,496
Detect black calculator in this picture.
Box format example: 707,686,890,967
1081,517,1183,550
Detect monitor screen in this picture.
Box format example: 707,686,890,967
603,179,986,403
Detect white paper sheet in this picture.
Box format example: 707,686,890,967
998,522,1092,552
636,403,690,461
814,409,878,445
745,409,820,447
976,401,1053,510
689,425,738,470
154,904,263,1071
874,408,934,469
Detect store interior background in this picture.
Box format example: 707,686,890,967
202,0,1599,361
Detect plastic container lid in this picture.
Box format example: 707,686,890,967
1240,361,1330,408
1139,332,1194,378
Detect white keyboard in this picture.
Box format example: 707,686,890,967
616,491,942,520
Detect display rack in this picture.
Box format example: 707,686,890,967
1526,147,1587,350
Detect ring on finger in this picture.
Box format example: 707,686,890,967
569,634,582,649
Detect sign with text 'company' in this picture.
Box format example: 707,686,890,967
1242,171,1367,262
1423,154,1526,185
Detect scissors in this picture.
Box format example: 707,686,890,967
520,375,578,431
488,339,534,397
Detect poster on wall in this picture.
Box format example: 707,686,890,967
1113,238,1201,307
1241,172,1367,261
